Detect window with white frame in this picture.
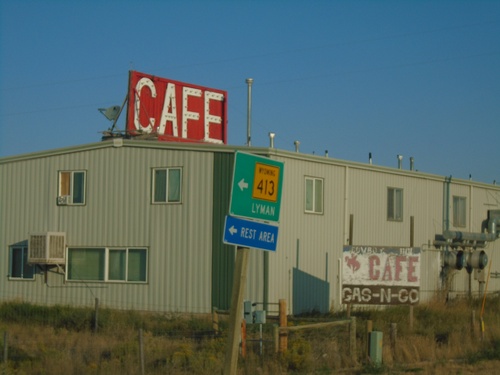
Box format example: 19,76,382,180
387,187,403,221
9,243,35,280
453,196,467,227
67,247,147,282
152,167,182,203
305,176,324,214
58,170,86,205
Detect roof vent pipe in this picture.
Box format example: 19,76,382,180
294,141,300,152
325,150,329,157
269,132,275,148
246,78,253,146
369,152,373,165
397,155,403,169
410,157,414,171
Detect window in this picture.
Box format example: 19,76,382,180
152,167,182,203
67,247,147,283
9,244,35,280
305,177,323,214
58,170,86,205
453,196,467,227
387,187,403,221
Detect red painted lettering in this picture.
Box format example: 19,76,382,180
382,257,393,281
408,256,418,282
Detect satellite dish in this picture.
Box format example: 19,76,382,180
98,105,121,121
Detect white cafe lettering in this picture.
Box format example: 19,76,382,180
134,77,224,143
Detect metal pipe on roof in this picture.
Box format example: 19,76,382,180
246,78,253,147
294,141,300,152
269,132,275,148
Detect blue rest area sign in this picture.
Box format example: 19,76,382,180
223,215,279,252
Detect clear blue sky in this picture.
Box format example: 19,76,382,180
1,0,499,184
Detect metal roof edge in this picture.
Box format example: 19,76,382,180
0,141,114,164
1,140,498,190
260,147,500,190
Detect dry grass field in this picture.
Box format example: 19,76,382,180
0,295,499,374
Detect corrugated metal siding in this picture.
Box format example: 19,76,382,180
2,144,500,314
211,152,235,310
210,151,267,311
267,155,345,313
1,143,215,313
444,184,500,297
265,152,500,313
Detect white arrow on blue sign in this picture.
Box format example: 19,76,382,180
223,215,279,252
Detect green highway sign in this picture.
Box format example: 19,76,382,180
229,152,284,223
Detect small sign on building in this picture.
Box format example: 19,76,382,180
342,246,421,305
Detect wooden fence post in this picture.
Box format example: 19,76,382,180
279,299,288,352
138,328,145,375
409,305,414,331
94,298,99,333
390,323,397,358
212,307,219,336
366,320,372,359
471,310,476,339
273,325,279,353
350,317,357,365
3,331,7,364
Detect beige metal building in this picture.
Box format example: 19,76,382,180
1,138,499,314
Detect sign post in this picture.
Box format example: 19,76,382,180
223,247,249,375
223,152,284,374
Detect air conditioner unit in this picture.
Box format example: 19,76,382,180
28,232,66,265
57,195,71,205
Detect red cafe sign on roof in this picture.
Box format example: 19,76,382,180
126,71,227,144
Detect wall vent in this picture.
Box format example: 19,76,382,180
29,232,66,265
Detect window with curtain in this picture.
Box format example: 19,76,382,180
58,170,86,205
305,176,324,214
152,167,182,203
387,187,403,221
453,196,467,227
67,247,147,283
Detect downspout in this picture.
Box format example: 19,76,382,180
442,176,452,290
444,176,452,231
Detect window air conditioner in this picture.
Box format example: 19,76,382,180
28,232,66,265
57,195,71,205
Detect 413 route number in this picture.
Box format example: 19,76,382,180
252,163,280,202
